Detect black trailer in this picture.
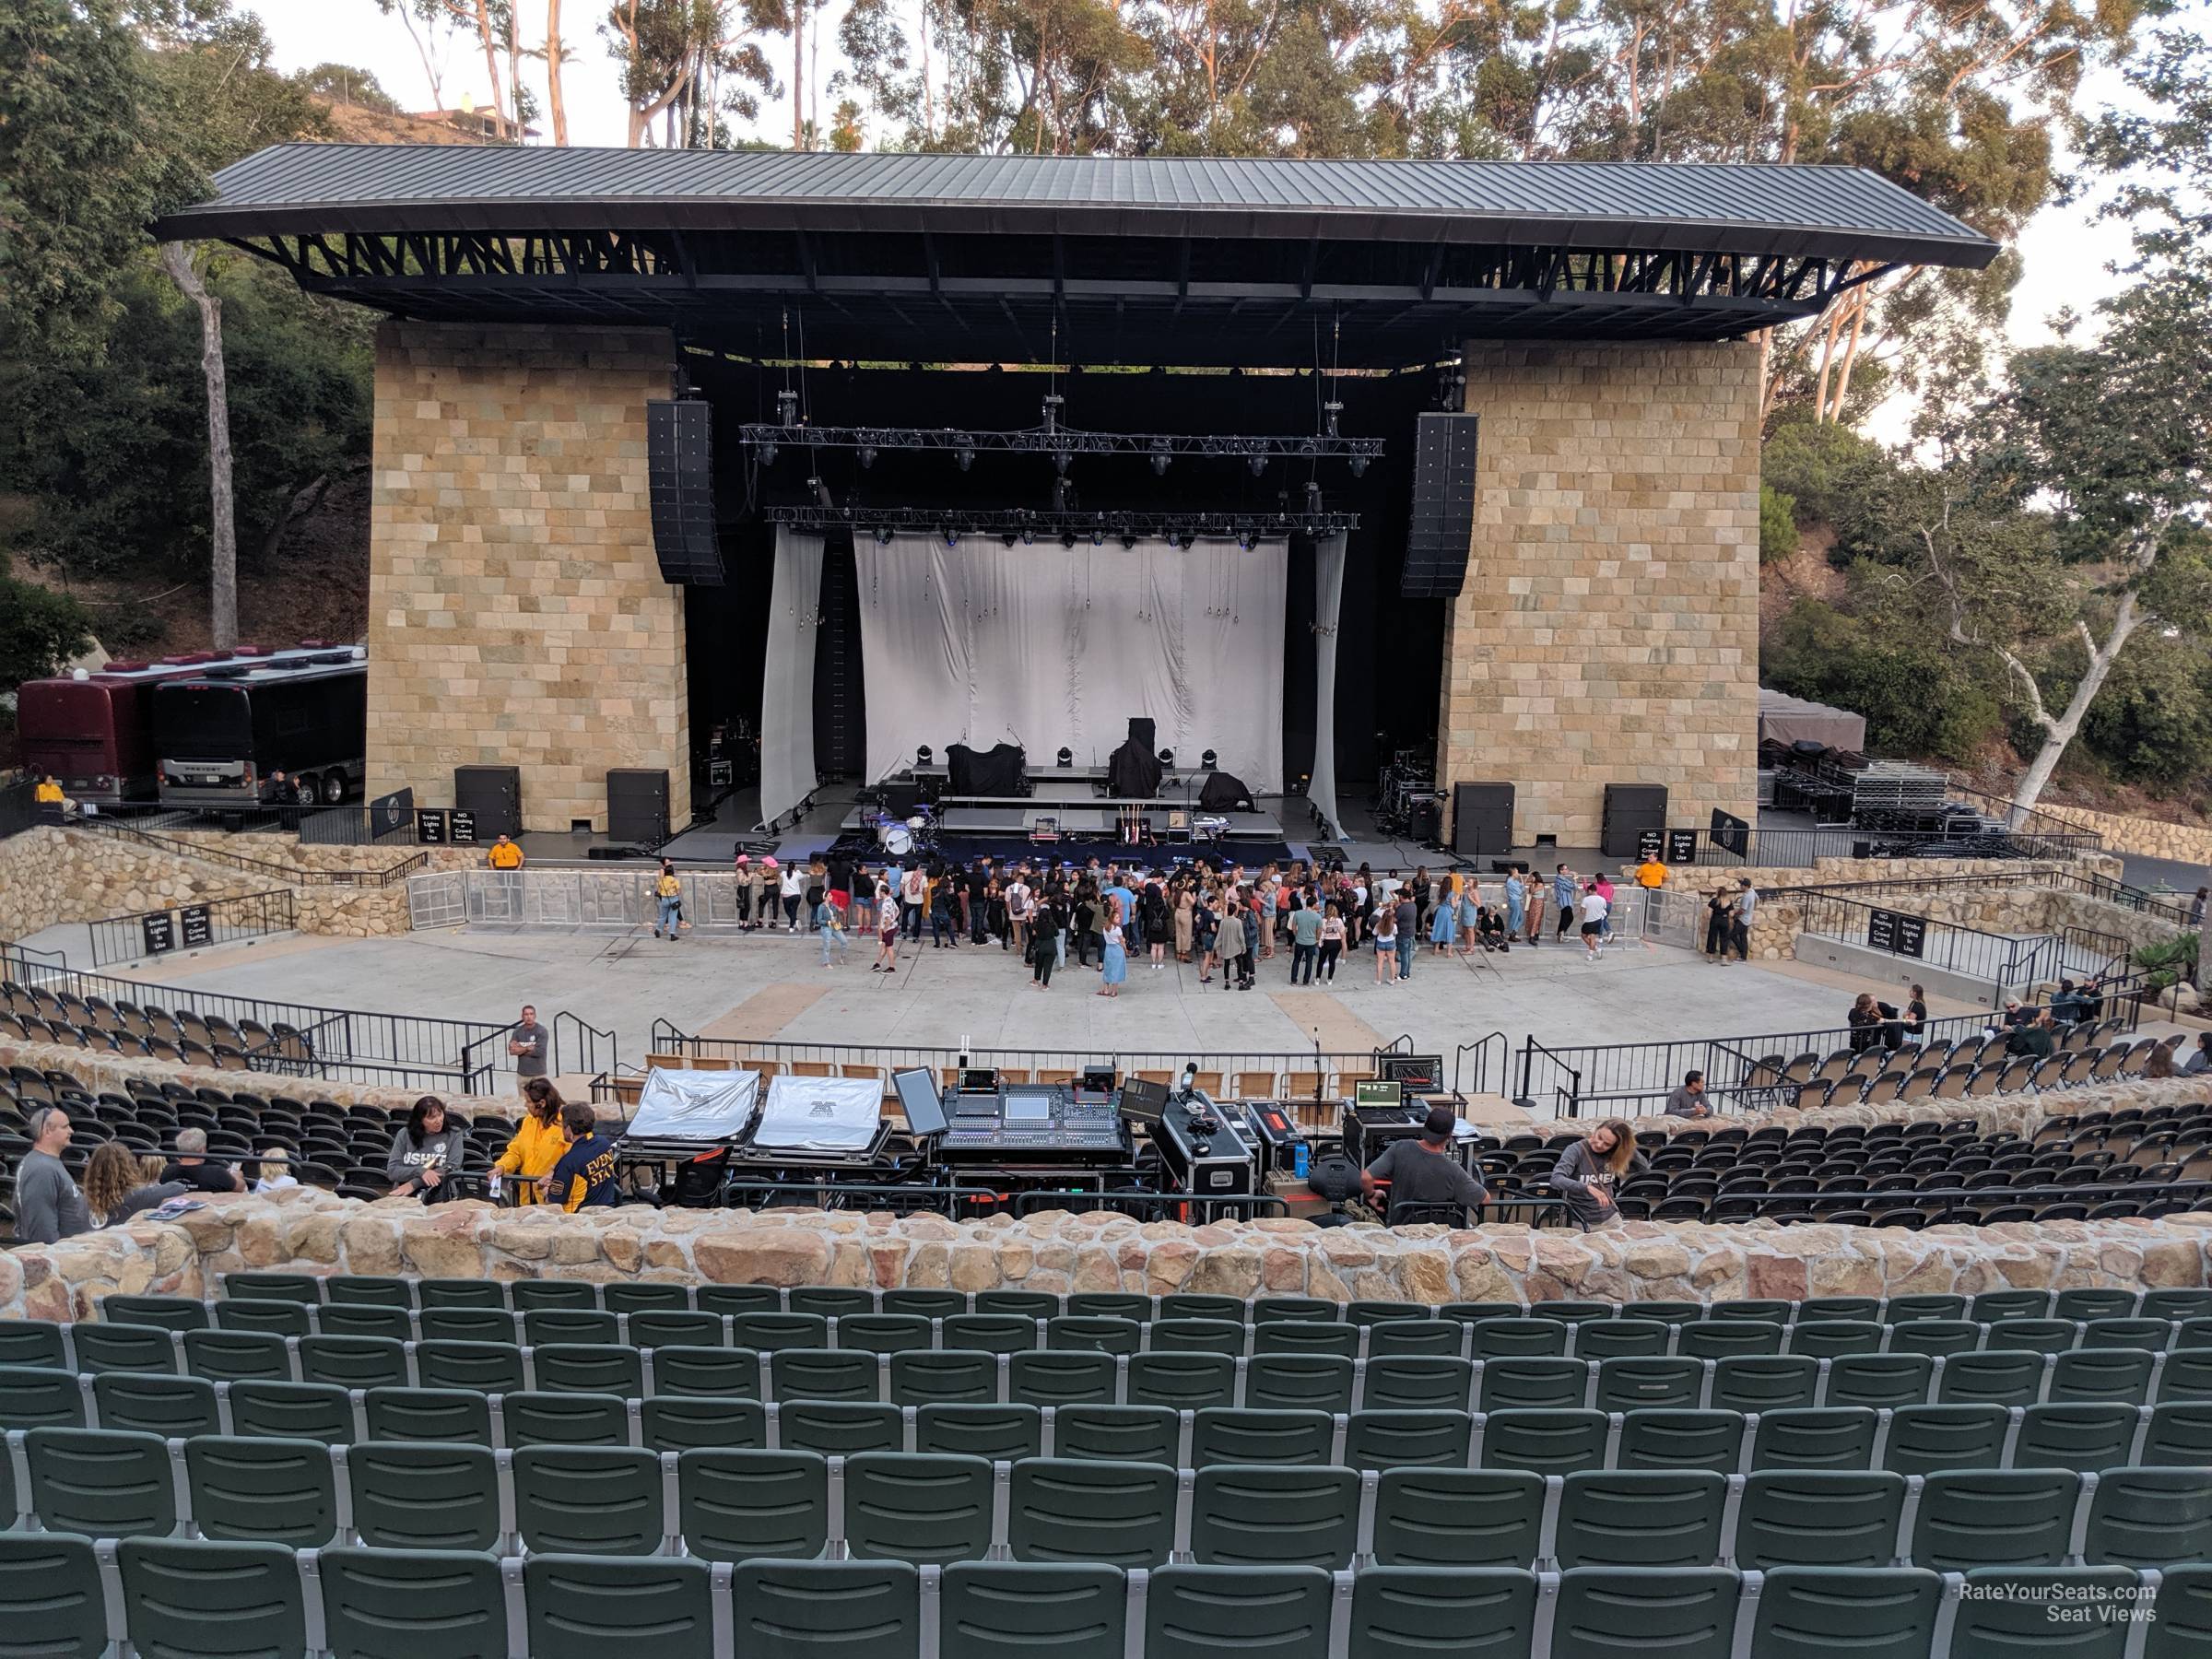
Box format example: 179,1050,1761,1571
153,651,369,807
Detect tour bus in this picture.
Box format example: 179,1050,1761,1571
152,649,370,808
16,645,331,807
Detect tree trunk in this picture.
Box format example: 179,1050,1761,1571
471,0,508,124
2007,593,2145,824
159,243,238,653
545,0,568,143
794,0,806,149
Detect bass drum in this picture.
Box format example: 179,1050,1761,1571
884,825,914,857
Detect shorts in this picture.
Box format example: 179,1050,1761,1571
880,926,898,946
830,888,850,909
1580,922,1601,937
1373,937,1394,954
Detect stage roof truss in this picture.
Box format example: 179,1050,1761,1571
738,423,1385,463
765,505,1357,542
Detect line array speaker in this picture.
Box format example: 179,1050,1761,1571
1601,783,1669,859
454,766,522,839
1402,411,1480,599
647,399,725,587
606,768,671,846
1453,782,1513,856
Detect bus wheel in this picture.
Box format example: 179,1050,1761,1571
322,772,347,805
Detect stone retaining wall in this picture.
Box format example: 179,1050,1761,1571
2032,804,2212,870
0,828,265,942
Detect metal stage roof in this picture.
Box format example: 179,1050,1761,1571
157,145,1998,367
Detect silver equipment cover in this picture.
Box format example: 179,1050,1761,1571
753,1075,886,1151
628,1067,762,1142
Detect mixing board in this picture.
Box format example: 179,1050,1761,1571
936,1082,1134,1163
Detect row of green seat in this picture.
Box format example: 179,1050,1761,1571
6,1538,2201,1659
6,1430,2208,1575
210,1271,2212,1326
17,1326,2212,1416
99,1293,2212,1364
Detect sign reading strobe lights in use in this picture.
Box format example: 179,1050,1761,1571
1865,907,1928,959
139,911,177,956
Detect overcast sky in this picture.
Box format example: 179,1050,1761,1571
242,0,2140,434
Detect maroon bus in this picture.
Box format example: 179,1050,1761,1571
16,644,330,806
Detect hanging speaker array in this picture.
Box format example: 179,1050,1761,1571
1402,412,1480,598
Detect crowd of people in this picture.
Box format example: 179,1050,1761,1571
706,849,1658,992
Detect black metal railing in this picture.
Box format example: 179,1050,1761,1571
554,1012,620,1081
1453,1032,1511,1097
0,777,41,842
71,818,424,888
1658,822,2102,870
1791,888,2054,993
86,889,297,968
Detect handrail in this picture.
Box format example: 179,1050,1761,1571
71,819,421,888
554,1012,620,1080
1453,1032,1510,1097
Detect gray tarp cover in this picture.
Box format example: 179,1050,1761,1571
752,1075,887,1152
628,1067,762,1142
1758,688,1865,752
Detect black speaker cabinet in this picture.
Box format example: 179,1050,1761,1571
1408,797,1443,844
1402,412,1480,599
454,765,522,839
1453,782,1514,856
606,768,671,845
1601,783,1669,859
647,399,725,587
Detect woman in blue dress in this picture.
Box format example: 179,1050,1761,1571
1429,877,1458,952
1099,912,1128,996
1456,880,1481,957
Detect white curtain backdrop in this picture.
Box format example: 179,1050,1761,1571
853,535,1288,792
757,526,824,830
1308,533,1347,839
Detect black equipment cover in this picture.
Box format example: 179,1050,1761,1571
947,743,1026,795
1198,771,1255,813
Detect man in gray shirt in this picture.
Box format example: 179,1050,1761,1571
508,1004,548,1079
1360,1108,1488,1223
1665,1072,1712,1118
15,1107,90,1245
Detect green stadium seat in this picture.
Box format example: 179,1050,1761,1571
1469,1320,1569,1359
1192,1407,1334,1466
628,1310,724,1349
26,1426,176,1538
1053,1405,1178,1465
604,1281,694,1312
2142,1401,2212,1465
1153,1295,1237,1321
1245,1354,1355,1414
183,1432,338,1547
1711,1354,1819,1412
2080,1319,2171,1353
1987,1318,2081,1356
363,1385,493,1445
1622,1301,1703,1324
1066,1293,1151,1322
1530,1301,1613,1324
778,1400,901,1455
1190,1464,1359,1567
1787,1321,1886,1359
974,1291,1059,1320
1884,1295,1966,1323
1478,1408,1607,1474
417,1307,518,1345
344,1439,502,1551
182,1326,291,1383
525,1555,718,1659
416,1279,505,1311
881,1289,966,1318
512,1281,597,1312
70,1323,179,1376
1909,1467,2077,1571
1440,1303,1524,1324
944,1314,1041,1354
2044,1347,2155,1407
1365,1320,1463,1359
842,1451,993,1564
535,1343,643,1397
941,1560,1125,1659
1936,1347,2047,1407
1362,1356,1473,1412
1676,1320,1784,1359
676,1447,828,1561
1144,1564,1333,1659
1253,1299,1338,1324
503,1390,629,1448
1341,1409,1473,1471
299,1333,410,1389
1370,1466,1542,1568
889,1348,999,1406
2157,1347,2212,1402
98,1294,208,1332
2014,1403,2140,1473
1885,1320,1980,1358
0,1533,107,1659
1798,1298,1882,1323
733,1312,830,1352
1347,1300,1428,1327
837,1313,935,1356
228,1379,356,1443
215,1297,314,1337
1044,1316,1141,1356
1477,1358,1585,1412
1951,1567,2138,1659
2083,1466,2212,1569
1825,1355,1934,1410
1748,1565,1943,1659
0,1364,85,1430
1749,1406,1879,1471
1125,1351,1235,1410
521,1308,619,1347
1880,1403,2010,1476
1593,1357,1701,1412
315,1547,509,1659
224,1272,323,1304
1972,1290,2055,1323
1712,1300,1796,1324
1009,1351,1116,1407
512,1445,665,1555
1253,1322,1358,1359
1735,1469,1907,1570
415,1339,525,1394
327,1275,416,1307
730,1559,924,1659
2148,1563,2212,1659
1007,1457,1176,1567
1616,1408,1743,1473
1550,1565,1739,1659
2054,1289,2137,1322
641,1394,768,1452
2142,1289,2212,1322
118,1537,305,1656
1553,1469,1726,1568
915,1402,1041,1460
315,1303,415,1342
0,1321,69,1370
1348,1565,1538,1659
649,1345,761,1399
1572,1320,1671,1360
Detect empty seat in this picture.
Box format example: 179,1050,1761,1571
345,1440,502,1551
942,1560,1126,1659
650,1346,761,1400
1189,1464,1359,1568
890,1347,1000,1407
70,1324,178,1377
316,1547,509,1659
1479,1408,1607,1474
1010,1351,1116,1407
299,1333,410,1391
2015,1402,2141,1474
1910,1467,2077,1571
504,1390,629,1448
1554,1469,1726,1568
1551,1566,1739,1659
1937,1348,2048,1407
1007,1457,1175,1568
1825,1355,1934,1410
512,1446,665,1555
1144,1564,1333,1659
26,1427,175,1538
526,1555,719,1659
1711,1355,1819,1413
1477,1358,1585,1413
99,1294,209,1333
1749,1565,1944,1659
117,1537,305,1658
415,1339,525,1394
1126,1352,1235,1411
2082,1466,2212,1569
1735,1469,1907,1569
0,1532,109,1659
1245,1355,1355,1415
1750,1407,1878,1473
676,1448,828,1562
1341,1409,1473,1472
1348,1565,1538,1659
0,1365,85,1430
641,1395,769,1453
1361,1356,1472,1413
1950,1567,2141,1659
1370,1466,1542,1568
1617,1408,1741,1473
779,1400,901,1455
182,1327,291,1383
182,1433,338,1547
1053,1406,1179,1466
227,1380,354,1443
1593,1357,1701,1412
1192,1408,1334,1466
363,1386,493,1446
1881,1404,2010,1476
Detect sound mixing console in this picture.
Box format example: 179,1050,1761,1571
935,1081,1134,1163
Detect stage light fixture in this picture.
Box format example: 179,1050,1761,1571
759,441,778,465
1158,749,1175,767
917,746,934,764
813,477,834,509
1061,532,1078,550
1150,440,1172,477
1202,749,1218,769
1002,532,1018,547
1239,533,1253,551
875,527,893,545
1053,449,1072,477
1248,454,1267,477
954,434,975,471
1057,747,1073,767
1348,455,1369,477
858,444,877,468
1120,535,1138,550
1091,530,1104,547
941,526,959,547
1021,530,1034,546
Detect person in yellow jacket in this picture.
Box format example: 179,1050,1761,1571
492,1078,571,1204
488,834,524,870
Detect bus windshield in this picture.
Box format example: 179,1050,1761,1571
155,685,253,758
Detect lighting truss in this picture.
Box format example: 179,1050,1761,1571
764,505,1358,542
741,424,1383,465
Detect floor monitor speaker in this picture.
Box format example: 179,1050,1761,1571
647,399,724,586
1402,412,1480,599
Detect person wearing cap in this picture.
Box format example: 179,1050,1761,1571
1358,1107,1489,1226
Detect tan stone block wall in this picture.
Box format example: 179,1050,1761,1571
1438,343,1760,846
2030,803,2212,870
369,322,690,833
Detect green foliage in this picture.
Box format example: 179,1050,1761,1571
1759,485,1800,565
294,63,404,112
2071,630,2212,794
1761,594,2005,764
0,553,92,690
2133,934,2199,994
1761,419,1896,561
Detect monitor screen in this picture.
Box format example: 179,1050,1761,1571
958,1066,999,1094
1354,1079,1406,1110
1118,1077,1170,1124
893,1067,948,1135
1003,1088,1054,1124
1078,1065,1117,1096
1381,1053,1443,1090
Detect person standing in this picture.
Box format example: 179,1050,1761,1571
488,833,525,871
1552,865,1578,941
1504,870,1526,944
1289,900,1322,984
1579,882,1609,962
966,861,992,944
826,854,854,929
1215,901,1248,994
1635,852,1667,890
817,893,848,966
1731,877,1756,963
870,880,900,972
899,863,927,942
502,1005,548,1081
1394,888,1418,982
1144,882,1171,971
1026,909,1058,988
1522,875,1547,947
1371,901,1398,987
1703,887,1733,961
14,1107,90,1244
1005,871,1032,959
1429,877,1457,954
653,862,683,940
778,860,804,931
1099,912,1128,997
737,855,764,932
1173,886,1194,962
1317,901,1346,984
929,875,959,948
1592,871,1617,944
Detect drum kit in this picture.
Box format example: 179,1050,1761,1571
875,806,935,858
